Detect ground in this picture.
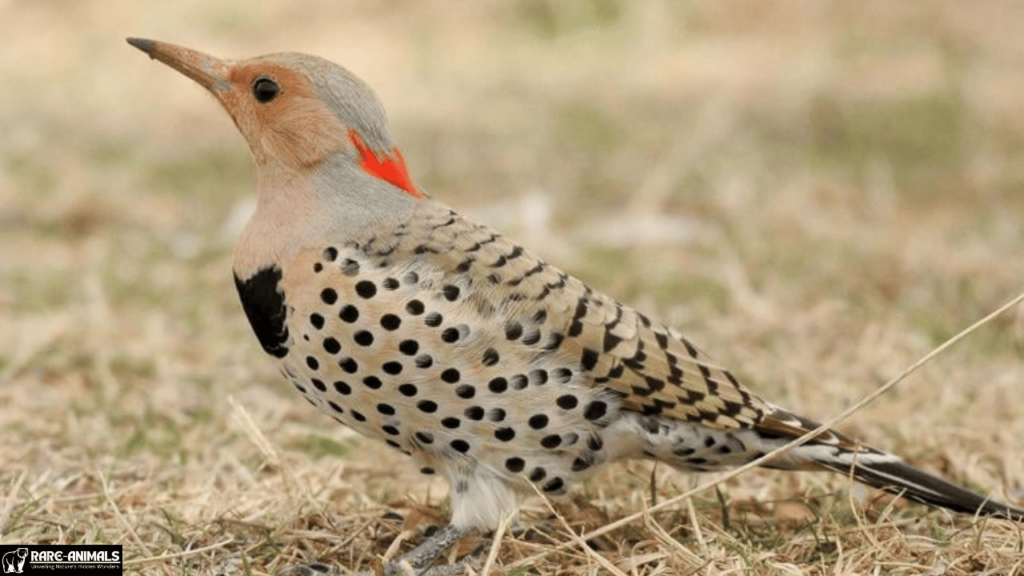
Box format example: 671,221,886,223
2,1,1023,574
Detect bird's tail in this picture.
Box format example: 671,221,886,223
757,409,1024,521
814,449,1024,521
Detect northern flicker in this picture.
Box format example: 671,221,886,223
128,38,1023,575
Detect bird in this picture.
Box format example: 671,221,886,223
127,38,1023,575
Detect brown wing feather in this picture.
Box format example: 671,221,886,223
559,288,770,429
753,408,864,451
400,203,773,432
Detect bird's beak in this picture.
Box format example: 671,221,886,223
127,38,232,94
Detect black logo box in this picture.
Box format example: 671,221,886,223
1,544,122,573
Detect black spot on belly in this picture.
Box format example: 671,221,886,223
505,321,523,341
510,374,528,390
340,259,360,276
380,314,402,330
399,340,419,355
442,285,460,301
234,267,289,358
551,368,573,383
355,280,377,299
540,434,562,449
583,401,607,421
556,394,578,410
322,337,341,354
482,348,500,366
571,456,593,471
542,477,564,493
320,288,338,305
488,377,508,393
339,305,360,323
354,330,375,346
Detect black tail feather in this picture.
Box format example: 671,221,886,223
817,453,1024,522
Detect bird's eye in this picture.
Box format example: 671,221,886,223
252,77,280,103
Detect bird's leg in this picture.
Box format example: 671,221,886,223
281,524,472,576
383,523,467,575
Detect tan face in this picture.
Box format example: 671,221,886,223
130,38,421,199
222,61,347,168
129,39,346,169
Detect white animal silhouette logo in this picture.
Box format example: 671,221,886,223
1,548,27,574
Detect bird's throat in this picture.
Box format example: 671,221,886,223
349,130,422,199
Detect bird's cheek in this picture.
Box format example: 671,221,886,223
261,103,348,169
262,127,329,169
216,95,273,162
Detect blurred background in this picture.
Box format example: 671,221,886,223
2,0,1022,571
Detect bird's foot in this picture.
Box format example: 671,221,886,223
278,562,340,576
280,523,476,576
280,557,480,576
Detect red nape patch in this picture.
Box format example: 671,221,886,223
349,130,422,199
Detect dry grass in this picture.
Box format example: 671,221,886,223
3,1,1024,574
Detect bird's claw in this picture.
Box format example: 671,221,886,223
278,562,343,576
278,555,481,576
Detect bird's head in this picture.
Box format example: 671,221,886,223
127,38,420,199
